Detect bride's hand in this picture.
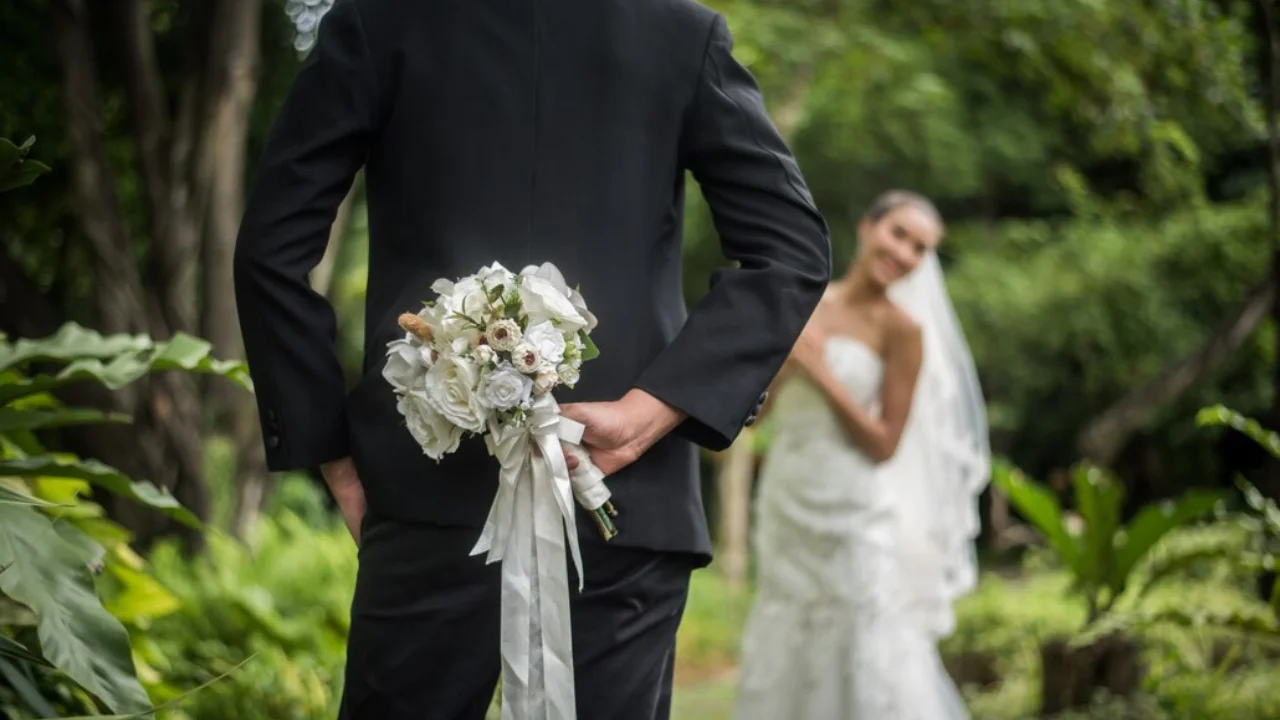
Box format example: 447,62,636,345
788,323,828,378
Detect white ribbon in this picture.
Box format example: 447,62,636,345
471,393,608,720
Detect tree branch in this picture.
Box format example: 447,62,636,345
118,0,200,336
1077,278,1276,466
51,0,150,339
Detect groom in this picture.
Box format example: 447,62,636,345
233,0,829,718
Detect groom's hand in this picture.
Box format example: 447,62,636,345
321,456,367,545
559,389,686,476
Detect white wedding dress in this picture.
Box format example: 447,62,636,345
733,336,970,720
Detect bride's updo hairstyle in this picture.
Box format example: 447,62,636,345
862,189,944,230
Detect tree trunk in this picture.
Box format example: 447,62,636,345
119,0,200,337
53,0,209,551
185,0,269,541
1077,278,1275,467
716,429,755,590
1040,633,1144,715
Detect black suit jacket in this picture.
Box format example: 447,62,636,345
234,0,830,560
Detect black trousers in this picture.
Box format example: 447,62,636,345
338,512,695,720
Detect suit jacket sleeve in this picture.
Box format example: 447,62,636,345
233,0,381,471
634,14,831,451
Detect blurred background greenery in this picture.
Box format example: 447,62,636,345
3,0,1280,717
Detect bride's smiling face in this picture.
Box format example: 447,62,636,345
855,203,944,288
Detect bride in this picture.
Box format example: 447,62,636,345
733,191,990,719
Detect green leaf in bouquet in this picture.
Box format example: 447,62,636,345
0,456,201,529
0,504,153,714
578,331,600,362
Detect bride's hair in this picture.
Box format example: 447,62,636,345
863,189,944,231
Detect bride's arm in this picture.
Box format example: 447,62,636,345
796,320,923,463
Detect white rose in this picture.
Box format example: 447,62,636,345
556,363,580,388
485,319,522,352
383,338,429,391
422,355,487,432
533,369,558,396
478,364,533,410
474,344,496,366
478,262,515,294
568,287,598,332
398,392,463,459
523,321,566,367
511,343,541,374
419,301,476,346
518,274,587,332
451,335,473,356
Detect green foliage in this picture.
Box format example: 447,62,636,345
0,137,50,193
942,532,1280,720
950,199,1270,478
991,461,1225,622
135,507,355,720
0,323,249,717
1196,405,1280,612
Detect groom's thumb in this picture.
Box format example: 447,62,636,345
559,403,601,446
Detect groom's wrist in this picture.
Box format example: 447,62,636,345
620,388,685,451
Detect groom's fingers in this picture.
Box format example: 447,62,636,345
560,442,581,471
559,402,601,447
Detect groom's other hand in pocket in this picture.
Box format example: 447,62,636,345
559,389,686,476
321,456,367,545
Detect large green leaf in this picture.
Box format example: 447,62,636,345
1108,490,1225,597
1072,464,1124,594
0,483,65,508
991,463,1081,573
0,504,152,714
0,323,151,373
0,456,201,529
0,656,59,718
0,408,131,433
0,634,51,667
0,325,252,405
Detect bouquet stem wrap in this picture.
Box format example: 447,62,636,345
471,393,610,720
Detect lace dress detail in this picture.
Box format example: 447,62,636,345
733,338,969,720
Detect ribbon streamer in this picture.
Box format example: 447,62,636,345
471,393,607,720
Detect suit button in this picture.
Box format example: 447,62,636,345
757,390,769,408
744,412,758,427
266,434,281,450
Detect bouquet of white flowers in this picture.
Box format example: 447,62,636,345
383,261,617,539
383,261,612,720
